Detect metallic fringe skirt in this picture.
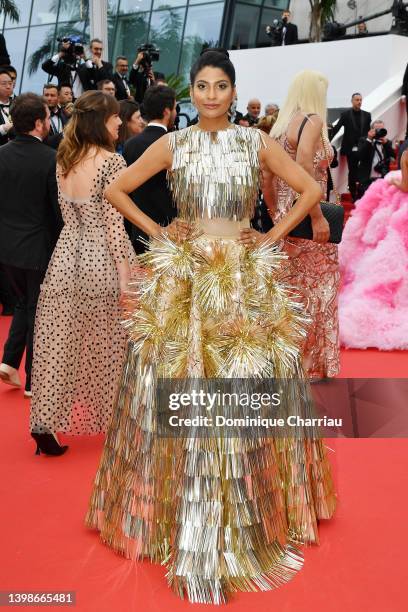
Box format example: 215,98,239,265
85,234,337,604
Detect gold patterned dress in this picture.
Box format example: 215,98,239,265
273,131,341,379
86,126,337,604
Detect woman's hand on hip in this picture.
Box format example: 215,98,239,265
238,227,265,248
162,219,192,242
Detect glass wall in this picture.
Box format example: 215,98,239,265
110,1,224,81
1,0,89,94
1,0,289,94
227,0,289,49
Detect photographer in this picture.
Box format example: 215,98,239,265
357,120,395,196
129,44,160,103
42,37,111,99
266,10,298,47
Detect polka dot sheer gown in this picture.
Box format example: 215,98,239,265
30,153,136,435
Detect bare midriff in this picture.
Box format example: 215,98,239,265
196,216,250,238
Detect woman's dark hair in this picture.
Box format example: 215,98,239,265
57,90,119,175
142,85,176,122
10,92,47,135
190,48,235,86
117,99,140,144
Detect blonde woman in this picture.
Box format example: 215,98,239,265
267,70,340,379
30,91,136,455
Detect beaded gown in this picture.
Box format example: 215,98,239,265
273,128,341,379
86,126,337,604
30,154,136,435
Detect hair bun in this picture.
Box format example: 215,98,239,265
200,47,229,59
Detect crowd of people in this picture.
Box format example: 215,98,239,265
0,34,407,604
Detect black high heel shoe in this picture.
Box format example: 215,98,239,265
31,432,68,456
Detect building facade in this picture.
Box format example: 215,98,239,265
1,0,288,94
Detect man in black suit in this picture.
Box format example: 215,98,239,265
129,51,158,104
43,84,69,136
123,85,177,254
0,93,63,396
266,10,298,46
42,83,70,149
331,92,371,201
0,68,15,146
357,120,395,196
42,38,112,100
112,56,132,101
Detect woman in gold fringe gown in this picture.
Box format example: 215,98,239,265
86,49,337,604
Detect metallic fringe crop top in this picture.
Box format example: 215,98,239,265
167,125,266,221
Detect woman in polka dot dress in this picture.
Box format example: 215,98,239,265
30,91,136,455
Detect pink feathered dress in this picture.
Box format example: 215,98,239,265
339,171,408,349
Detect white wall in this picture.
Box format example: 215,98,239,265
290,0,393,41
230,34,408,113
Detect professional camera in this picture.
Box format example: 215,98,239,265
373,157,389,177
137,43,160,71
265,17,287,45
57,36,85,66
374,127,387,140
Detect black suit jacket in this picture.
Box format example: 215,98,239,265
78,60,113,90
281,23,298,45
112,73,130,101
123,125,176,253
357,136,395,183
48,106,69,136
0,103,14,146
42,58,112,91
0,135,63,270
331,108,372,155
128,67,157,104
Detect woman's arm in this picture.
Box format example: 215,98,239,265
105,134,189,239
243,136,322,244
295,116,330,243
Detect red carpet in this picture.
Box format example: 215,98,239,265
0,314,407,611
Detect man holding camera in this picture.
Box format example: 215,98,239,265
42,37,112,99
266,10,298,46
130,45,161,103
357,120,395,196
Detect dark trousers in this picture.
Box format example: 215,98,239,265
1,265,45,390
0,265,17,313
346,151,360,202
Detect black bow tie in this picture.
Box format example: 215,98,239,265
0,103,10,109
